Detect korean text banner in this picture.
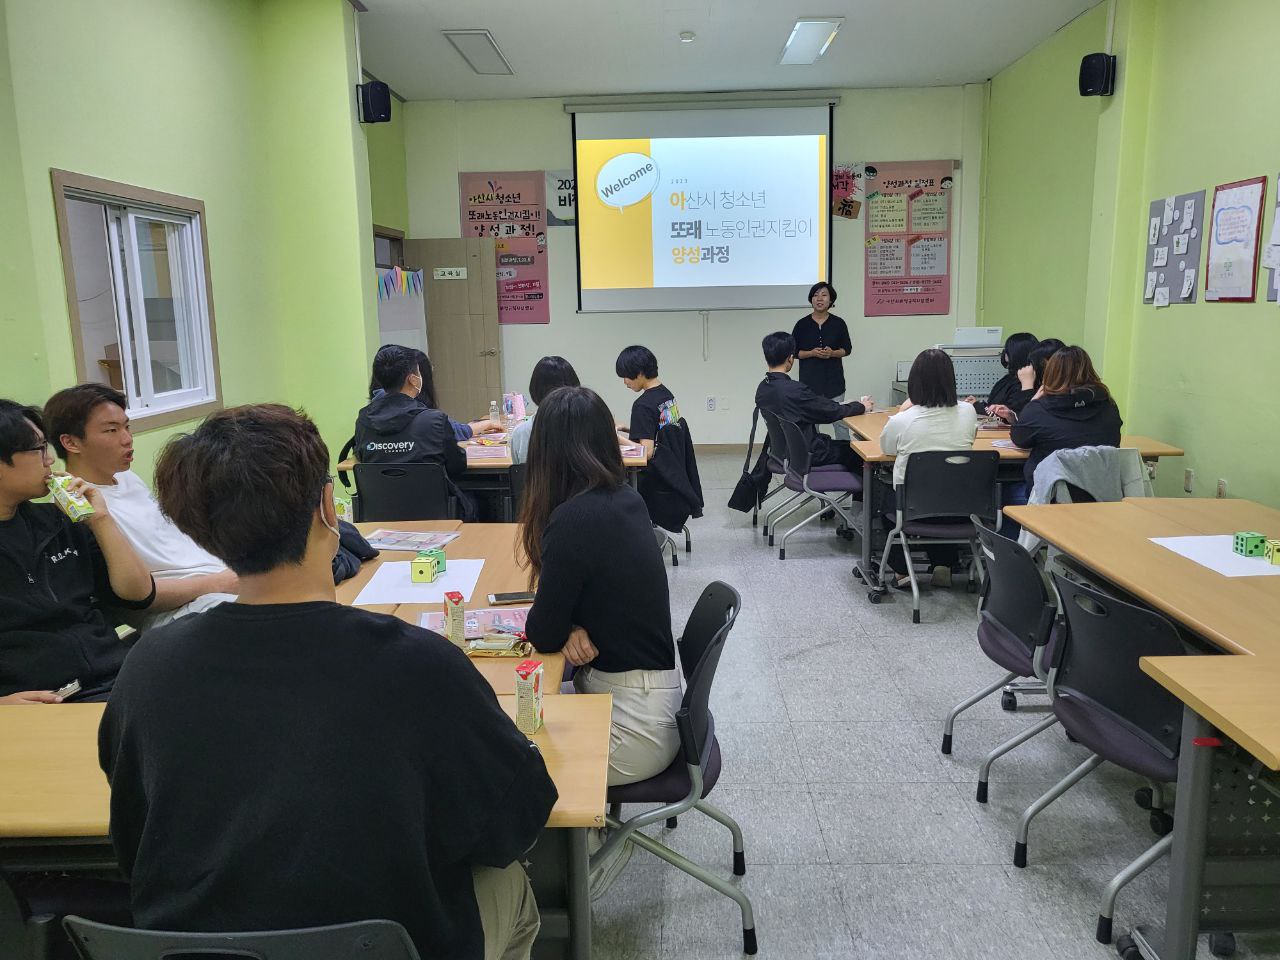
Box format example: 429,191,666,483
574,106,830,312
862,160,955,317
458,171,550,324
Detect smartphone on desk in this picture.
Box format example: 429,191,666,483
489,591,536,605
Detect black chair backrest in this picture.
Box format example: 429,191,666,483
353,463,451,522
759,409,788,471
674,581,741,773
777,417,813,478
898,450,999,524
337,437,356,489
62,917,421,960
1050,574,1186,758
973,516,1055,657
508,462,528,516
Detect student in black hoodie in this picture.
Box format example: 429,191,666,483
969,332,1037,419
1010,345,1122,488
101,403,557,960
0,399,154,703
754,332,874,471
354,344,474,517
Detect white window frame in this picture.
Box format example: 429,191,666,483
52,170,223,431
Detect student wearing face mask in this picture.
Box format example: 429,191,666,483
100,404,557,960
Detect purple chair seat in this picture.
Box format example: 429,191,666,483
785,471,862,494
977,618,1063,677
769,455,843,475
607,736,722,804
1052,694,1178,782
882,513,975,538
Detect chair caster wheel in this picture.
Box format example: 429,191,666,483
868,590,883,604
1149,810,1174,836
1001,691,1018,712
1134,787,1153,810
852,567,867,584
1115,934,1141,960
836,526,855,541
1209,932,1236,957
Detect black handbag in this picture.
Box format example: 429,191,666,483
727,407,767,513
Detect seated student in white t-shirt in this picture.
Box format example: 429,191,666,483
43,385,237,627
878,348,978,586
509,356,580,465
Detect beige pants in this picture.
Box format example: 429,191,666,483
474,863,540,960
574,666,682,786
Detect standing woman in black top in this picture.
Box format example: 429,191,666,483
522,386,680,789
791,282,853,442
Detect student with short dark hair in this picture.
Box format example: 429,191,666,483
0,399,154,704
1010,345,1122,488
791,281,853,440
509,356,580,464
878,350,978,584
354,343,468,482
101,403,557,960
521,385,677,898
754,331,873,471
971,332,1038,418
44,384,237,627
367,347,500,441
616,345,679,458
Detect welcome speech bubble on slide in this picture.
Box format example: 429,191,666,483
596,153,660,210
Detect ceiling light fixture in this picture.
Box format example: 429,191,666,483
779,18,843,65
679,31,696,43
442,29,514,75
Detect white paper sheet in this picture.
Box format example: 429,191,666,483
352,559,486,605
1144,272,1158,299
1152,246,1169,267
1154,287,1170,308
990,438,1018,449
1150,536,1280,578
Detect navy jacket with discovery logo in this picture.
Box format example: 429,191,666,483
0,502,155,699
353,392,468,475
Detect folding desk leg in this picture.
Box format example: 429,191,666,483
568,827,591,960
852,458,878,587
1126,707,1215,960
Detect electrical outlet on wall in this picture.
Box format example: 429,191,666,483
705,396,716,412
1216,479,1228,499
1183,469,1194,494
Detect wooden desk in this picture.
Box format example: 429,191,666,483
337,442,649,475
0,704,109,839
393,523,527,627
1003,499,1280,658
848,430,1184,464
1139,656,1280,771
0,696,609,837
334,520,463,612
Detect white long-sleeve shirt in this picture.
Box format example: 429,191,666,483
879,402,978,488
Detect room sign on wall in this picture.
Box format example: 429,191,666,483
432,267,468,280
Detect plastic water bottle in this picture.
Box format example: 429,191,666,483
489,400,499,427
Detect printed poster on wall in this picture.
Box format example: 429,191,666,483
862,160,954,317
831,162,862,220
546,170,576,226
458,171,550,324
1205,175,1266,302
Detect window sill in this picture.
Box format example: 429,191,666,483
127,398,223,433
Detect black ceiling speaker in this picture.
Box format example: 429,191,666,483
1079,53,1117,96
358,81,392,123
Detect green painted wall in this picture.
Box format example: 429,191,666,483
1122,0,1280,503
0,0,375,480
366,102,409,234
984,0,1280,506
0,9,46,403
981,4,1105,345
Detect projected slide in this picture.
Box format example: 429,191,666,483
576,132,827,312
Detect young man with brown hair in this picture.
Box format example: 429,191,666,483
100,404,556,960
43,384,237,627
